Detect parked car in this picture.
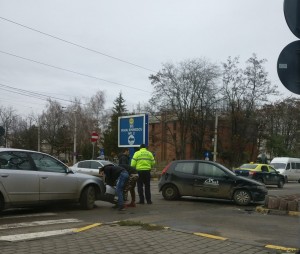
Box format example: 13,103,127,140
70,160,115,177
0,148,105,212
234,163,285,188
158,160,268,206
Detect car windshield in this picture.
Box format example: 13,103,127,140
239,164,257,169
270,163,286,169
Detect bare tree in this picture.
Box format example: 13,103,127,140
220,55,279,166
149,58,220,159
0,106,18,147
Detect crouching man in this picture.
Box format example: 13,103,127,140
99,164,129,211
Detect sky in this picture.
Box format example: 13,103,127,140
0,0,299,117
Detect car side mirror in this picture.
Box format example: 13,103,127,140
66,168,74,174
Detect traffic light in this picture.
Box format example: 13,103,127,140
277,0,300,94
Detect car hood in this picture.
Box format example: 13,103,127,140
234,175,265,186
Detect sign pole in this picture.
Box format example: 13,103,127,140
92,142,95,159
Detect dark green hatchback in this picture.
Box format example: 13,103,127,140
158,160,268,206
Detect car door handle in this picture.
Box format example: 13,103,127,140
0,174,8,178
41,176,48,179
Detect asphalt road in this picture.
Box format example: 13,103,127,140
0,181,299,249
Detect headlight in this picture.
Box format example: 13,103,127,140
256,185,267,191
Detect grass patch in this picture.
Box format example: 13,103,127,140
117,220,166,231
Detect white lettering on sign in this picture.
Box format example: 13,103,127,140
129,128,143,131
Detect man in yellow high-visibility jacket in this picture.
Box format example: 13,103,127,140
131,144,155,204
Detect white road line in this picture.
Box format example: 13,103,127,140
0,213,57,220
0,218,82,230
0,228,76,242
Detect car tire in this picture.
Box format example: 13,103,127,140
80,185,96,210
277,179,284,188
162,184,180,200
298,179,300,183
233,189,251,206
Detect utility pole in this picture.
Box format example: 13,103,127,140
38,118,41,152
213,114,218,162
73,111,77,165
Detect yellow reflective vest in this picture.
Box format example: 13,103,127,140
131,148,155,171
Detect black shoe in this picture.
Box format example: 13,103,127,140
137,201,145,204
147,201,152,204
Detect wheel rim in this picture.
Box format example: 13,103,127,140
165,187,174,198
87,187,96,205
235,190,250,204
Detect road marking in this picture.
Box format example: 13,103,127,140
0,228,76,242
0,213,57,220
265,245,298,252
0,218,82,230
194,232,228,241
73,223,102,232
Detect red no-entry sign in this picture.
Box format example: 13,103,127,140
91,132,99,142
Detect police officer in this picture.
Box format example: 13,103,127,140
131,144,155,204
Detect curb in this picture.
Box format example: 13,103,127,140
255,206,300,217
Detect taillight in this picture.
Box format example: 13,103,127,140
249,171,256,176
161,162,172,176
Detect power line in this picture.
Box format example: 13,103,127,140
0,82,75,103
0,16,156,73
0,50,152,94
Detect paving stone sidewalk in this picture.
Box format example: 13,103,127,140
1,224,295,254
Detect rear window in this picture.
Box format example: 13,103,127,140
239,164,257,169
174,162,194,174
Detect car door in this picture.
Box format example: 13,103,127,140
194,162,233,199
30,153,79,201
266,166,280,184
170,161,196,196
0,151,39,204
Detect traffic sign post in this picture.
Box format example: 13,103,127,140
278,0,300,94
91,132,99,143
90,132,99,159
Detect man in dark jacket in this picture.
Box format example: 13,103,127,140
99,164,129,211
118,148,130,165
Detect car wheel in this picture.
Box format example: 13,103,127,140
233,189,251,206
162,184,179,200
298,179,300,183
277,179,284,188
80,185,96,210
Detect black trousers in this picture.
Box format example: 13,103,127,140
137,170,151,203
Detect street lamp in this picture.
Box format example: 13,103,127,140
73,110,77,165
38,117,41,152
213,113,218,162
